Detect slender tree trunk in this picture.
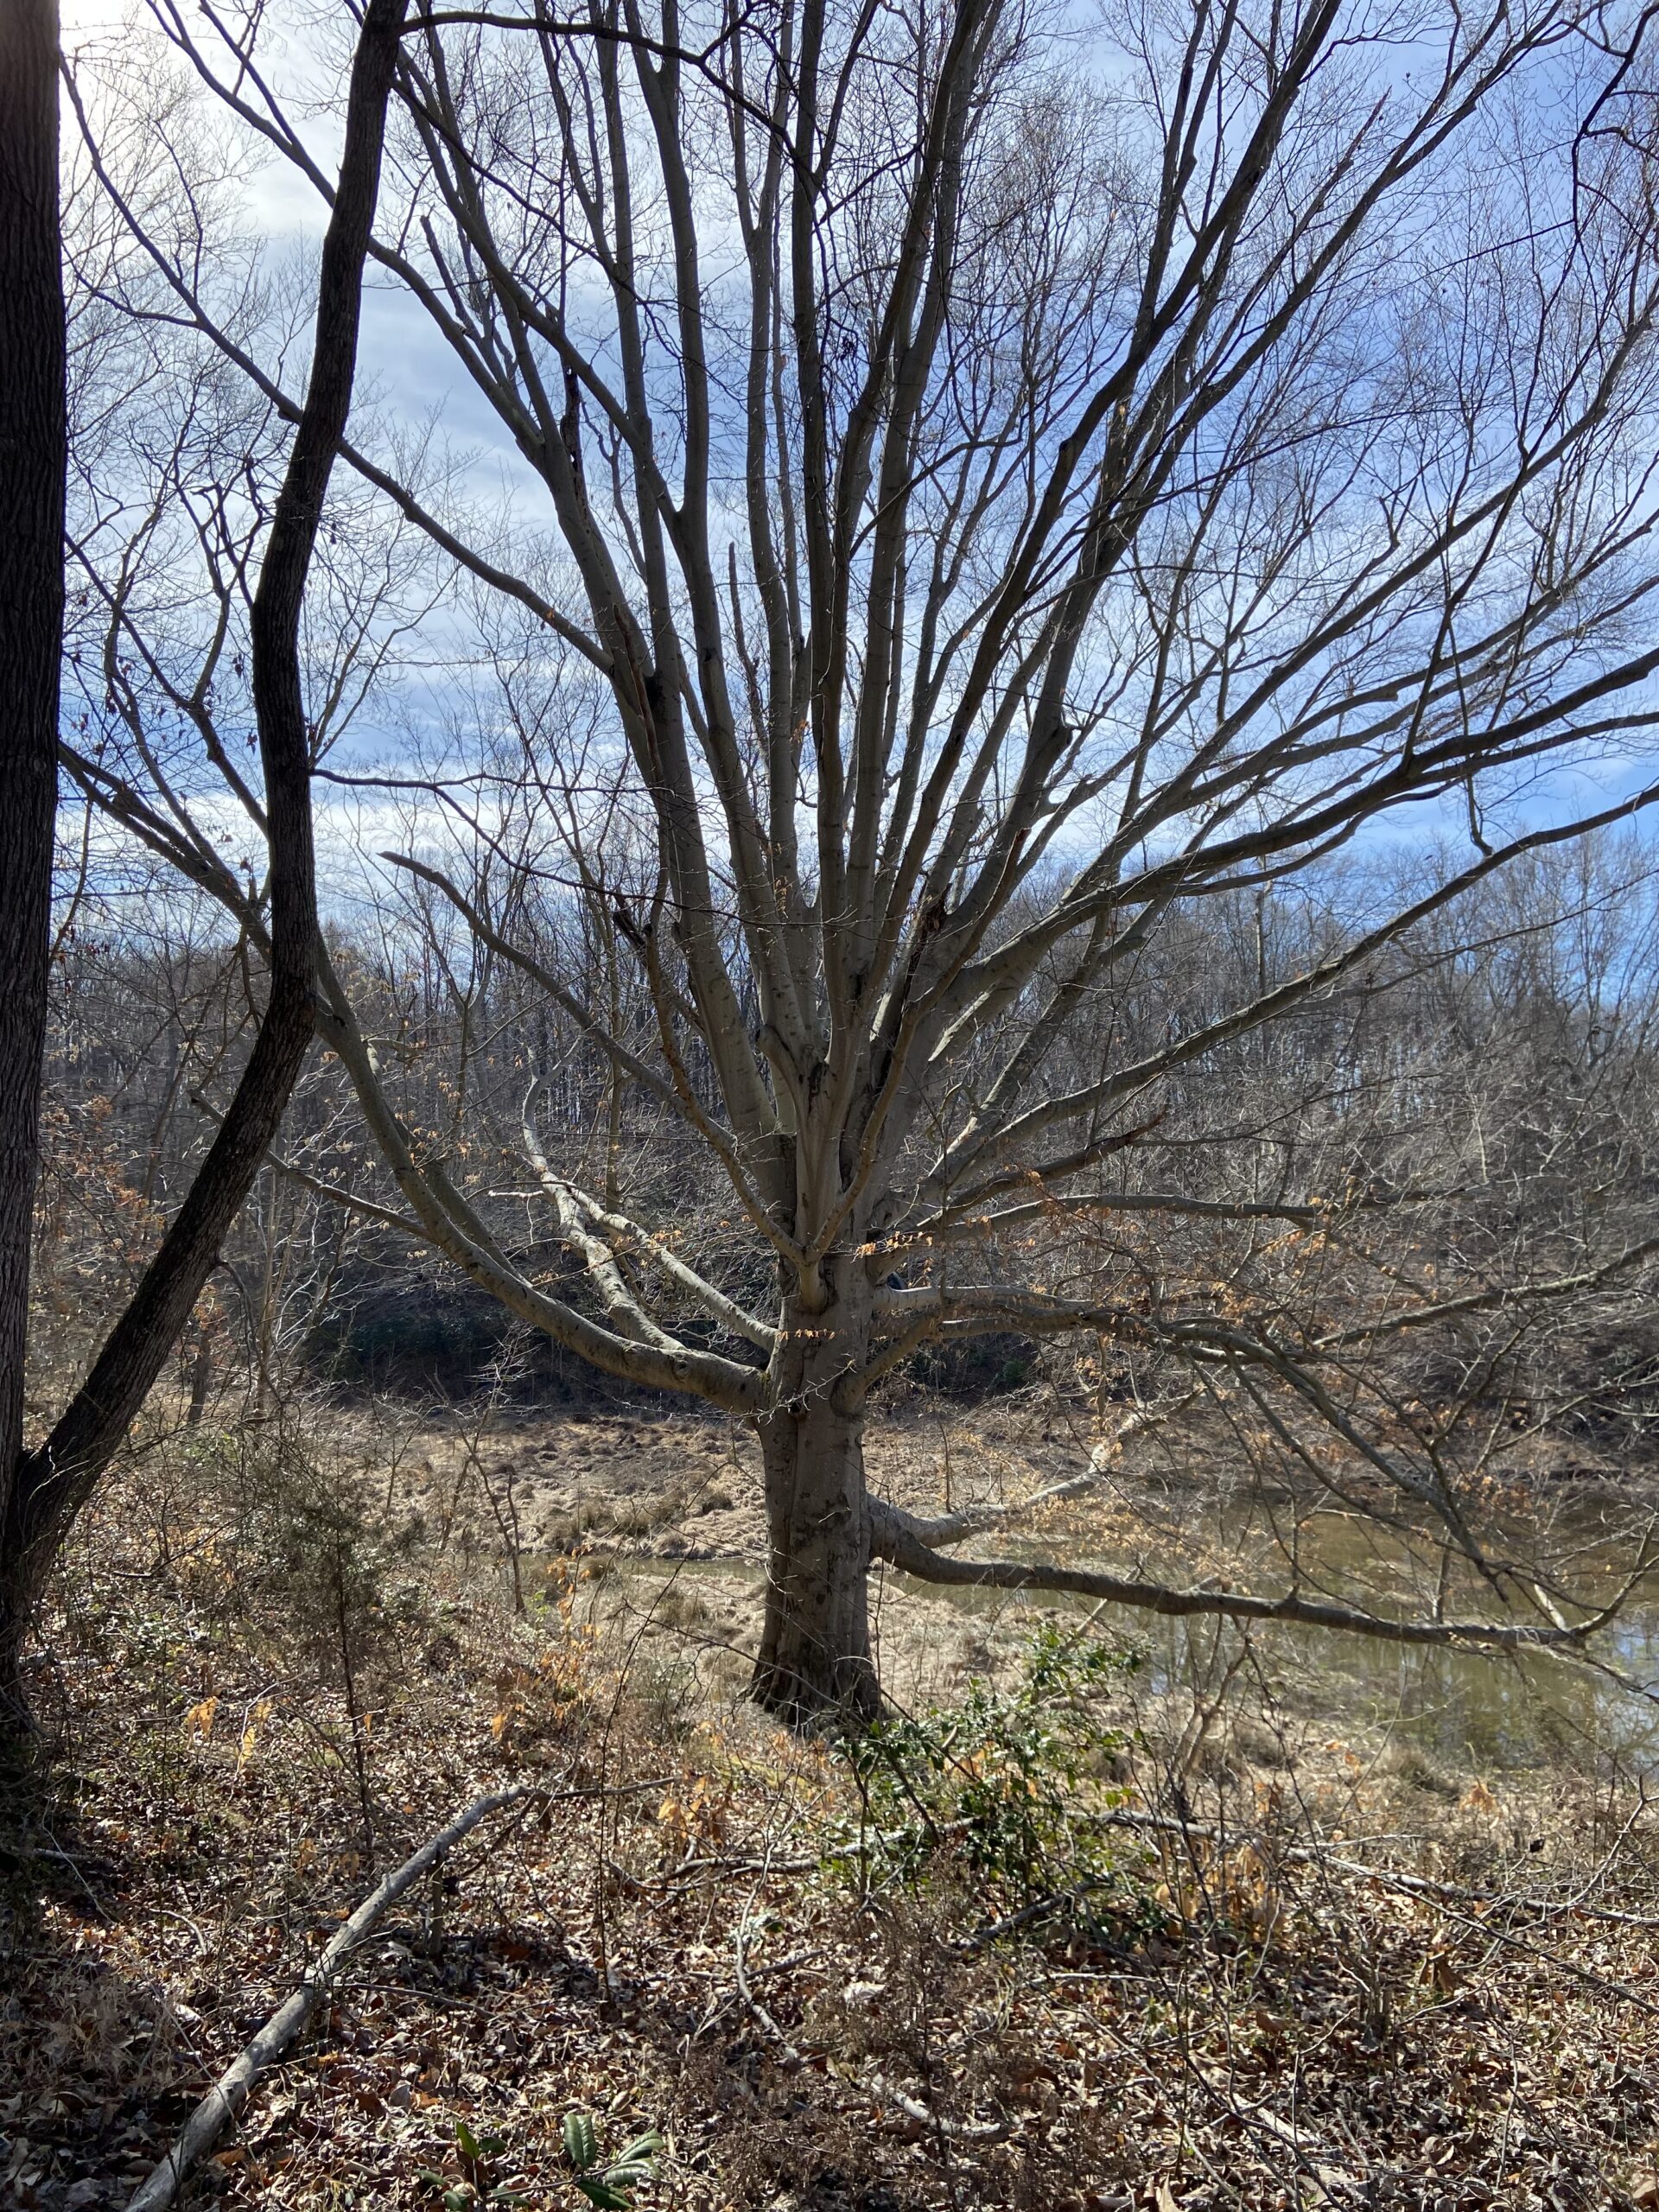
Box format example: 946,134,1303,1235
752,1274,879,1726
0,0,412,1727
0,0,67,1732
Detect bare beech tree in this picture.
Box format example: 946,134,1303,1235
69,0,1659,1720
0,0,416,1728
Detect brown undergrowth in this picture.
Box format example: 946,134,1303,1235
3,1413,1659,2212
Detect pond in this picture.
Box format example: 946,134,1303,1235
588,1490,1659,1777
878,1494,1659,1776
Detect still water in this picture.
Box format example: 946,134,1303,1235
880,1497,1659,1777
598,1494,1659,1777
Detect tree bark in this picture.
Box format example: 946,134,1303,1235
0,0,412,1727
0,0,67,1738
0,0,65,1592
751,1274,879,1726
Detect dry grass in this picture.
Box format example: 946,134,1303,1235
3,1408,1659,2212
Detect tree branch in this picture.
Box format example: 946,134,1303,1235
877,1395,1198,1548
520,1091,690,1354
557,1182,777,1351
9,0,414,1643
868,1504,1642,1655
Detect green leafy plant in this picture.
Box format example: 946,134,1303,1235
419,2118,528,2209
561,2110,664,2209
831,1623,1141,1902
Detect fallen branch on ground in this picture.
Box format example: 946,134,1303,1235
866,2073,1013,2143
734,1876,803,2067
126,1779,599,2211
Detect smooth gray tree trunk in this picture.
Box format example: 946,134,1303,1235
752,1274,879,1725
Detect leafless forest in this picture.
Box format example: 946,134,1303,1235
8,0,1659,2204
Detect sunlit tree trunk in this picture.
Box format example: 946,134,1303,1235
753,1268,879,1724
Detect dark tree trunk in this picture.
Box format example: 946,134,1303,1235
0,0,67,1730
0,0,413,1726
751,1274,879,1726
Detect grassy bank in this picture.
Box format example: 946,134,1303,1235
3,1412,1658,2212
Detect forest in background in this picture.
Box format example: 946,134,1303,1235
35,828,1659,1445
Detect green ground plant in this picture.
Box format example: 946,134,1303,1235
832,1623,1142,1904
561,2111,664,2209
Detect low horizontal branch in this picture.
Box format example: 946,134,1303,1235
868,1503,1629,1653
882,1395,1198,1548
